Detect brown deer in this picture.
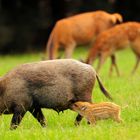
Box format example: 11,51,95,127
85,22,140,76
46,10,123,59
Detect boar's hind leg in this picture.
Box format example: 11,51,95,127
74,114,83,126
10,108,26,130
30,108,46,127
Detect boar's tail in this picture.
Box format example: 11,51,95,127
96,74,113,100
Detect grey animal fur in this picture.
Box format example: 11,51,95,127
0,59,112,129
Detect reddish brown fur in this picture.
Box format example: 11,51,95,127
46,10,123,59
71,101,122,125
86,22,140,75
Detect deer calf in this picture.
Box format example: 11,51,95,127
85,22,140,76
71,101,122,125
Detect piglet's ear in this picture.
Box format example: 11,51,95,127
81,106,87,111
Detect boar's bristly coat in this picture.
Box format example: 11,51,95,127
0,59,112,129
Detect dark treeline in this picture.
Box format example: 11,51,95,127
0,0,140,53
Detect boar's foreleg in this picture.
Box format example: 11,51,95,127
10,111,26,130
30,108,46,127
74,114,83,126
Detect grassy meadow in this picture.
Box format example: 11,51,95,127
0,47,140,140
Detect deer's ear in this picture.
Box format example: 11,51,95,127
111,13,123,24
81,106,87,111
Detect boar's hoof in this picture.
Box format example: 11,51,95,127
10,124,18,130
40,121,47,128
74,121,80,126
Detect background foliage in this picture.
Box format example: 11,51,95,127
0,0,140,53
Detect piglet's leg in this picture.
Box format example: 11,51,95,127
113,113,123,123
86,115,96,126
65,42,76,58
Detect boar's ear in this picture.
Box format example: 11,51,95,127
81,106,87,111
111,13,123,24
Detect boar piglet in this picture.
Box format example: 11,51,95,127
0,59,112,129
71,101,122,125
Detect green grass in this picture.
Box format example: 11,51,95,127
0,48,140,140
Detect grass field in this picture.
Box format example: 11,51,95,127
0,48,140,140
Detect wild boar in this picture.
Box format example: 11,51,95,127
0,59,112,129
46,10,123,59
71,101,122,125
85,22,140,76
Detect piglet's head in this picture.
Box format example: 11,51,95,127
71,101,91,112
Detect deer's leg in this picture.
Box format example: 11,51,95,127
65,42,76,58
131,56,140,74
109,54,120,76
96,53,108,73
